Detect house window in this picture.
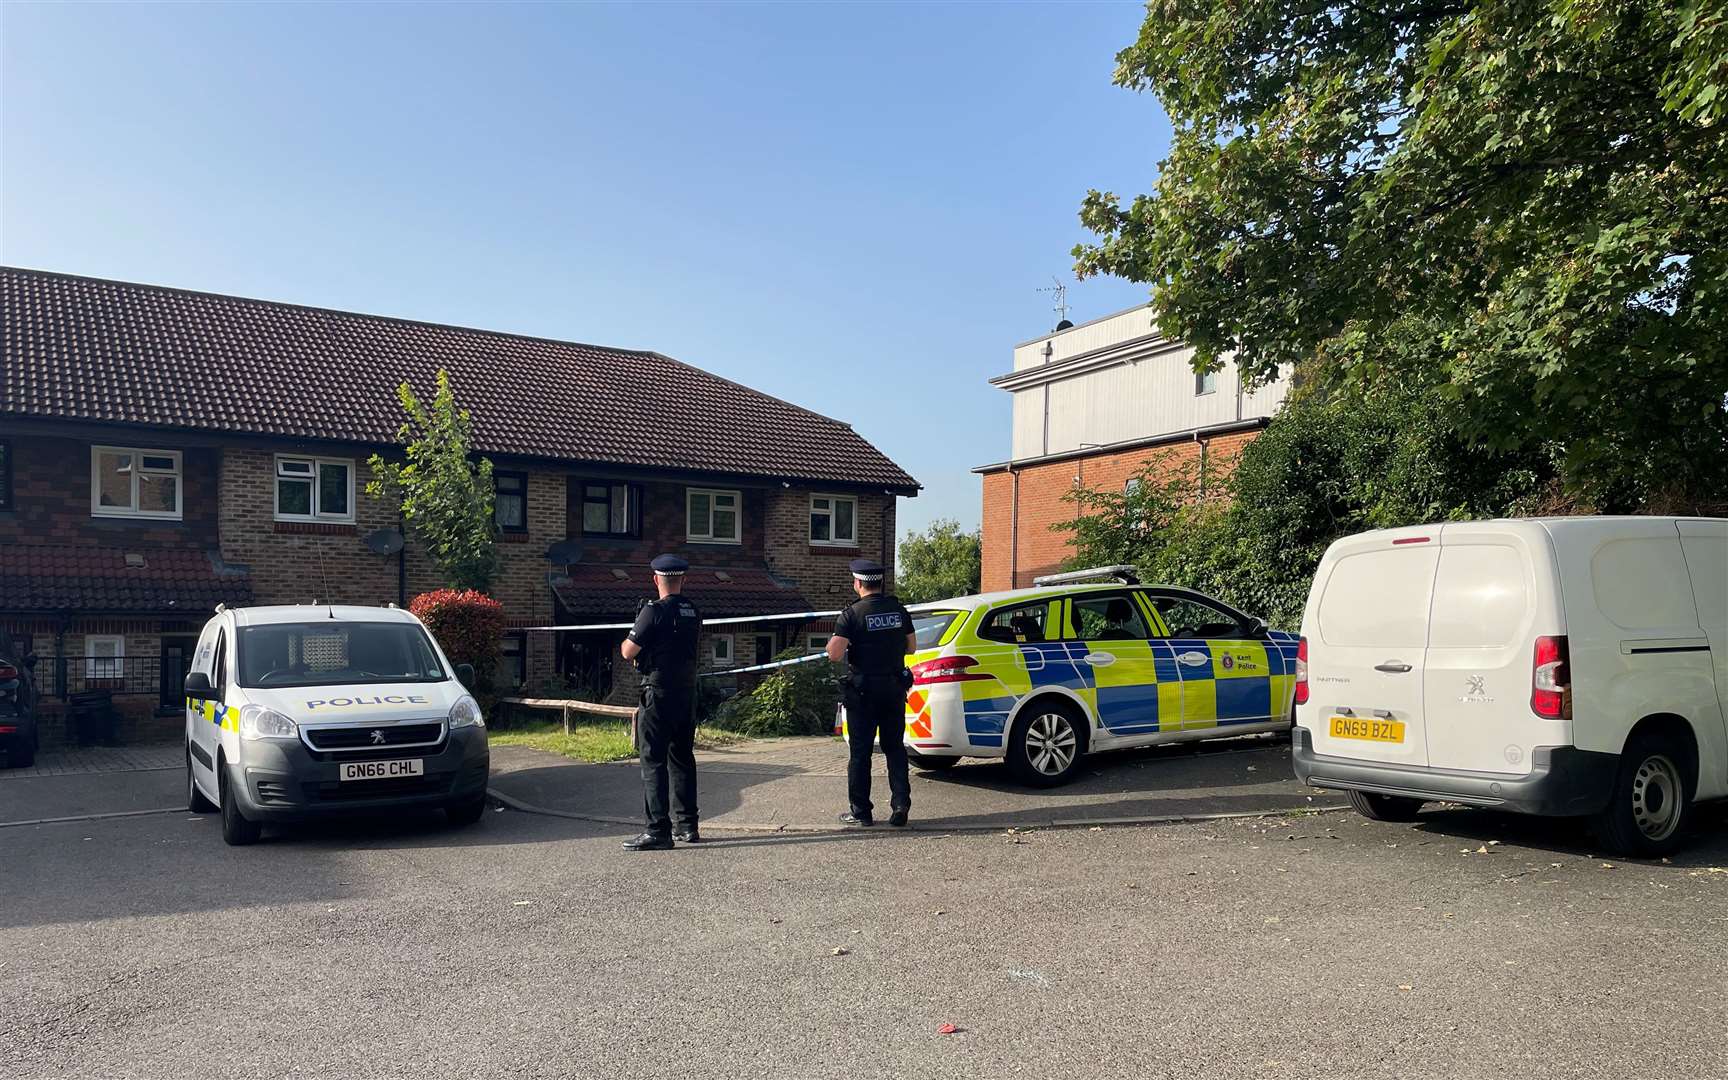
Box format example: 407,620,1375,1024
687,488,741,543
274,455,353,522
496,633,526,688
85,635,125,680
0,439,11,511
809,495,858,546
582,482,639,538
807,634,828,653
710,634,734,667
494,471,528,534
1195,369,1217,396
91,446,182,519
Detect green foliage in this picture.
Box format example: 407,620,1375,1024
367,370,500,591
1061,385,1560,627
1075,0,1728,509
896,518,982,602
713,649,842,737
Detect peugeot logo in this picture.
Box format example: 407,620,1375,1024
369,729,385,745
1465,676,1487,696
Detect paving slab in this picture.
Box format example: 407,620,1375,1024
488,732,1336,831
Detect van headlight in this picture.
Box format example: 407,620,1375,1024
449,695,485,730
239,704,298,741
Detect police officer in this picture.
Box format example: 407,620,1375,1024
826,558,916,827
619,555,703,851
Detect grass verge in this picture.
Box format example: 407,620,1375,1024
489,721,748,764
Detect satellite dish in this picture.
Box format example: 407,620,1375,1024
364,528,405,556
545,539,584,565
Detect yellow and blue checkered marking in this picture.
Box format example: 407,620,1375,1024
187,697,240,732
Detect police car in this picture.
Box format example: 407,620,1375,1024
183,604,490,845
881,567,1298,786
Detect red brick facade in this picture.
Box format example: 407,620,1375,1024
979,428,1261,592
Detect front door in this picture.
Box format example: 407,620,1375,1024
160,636,197,712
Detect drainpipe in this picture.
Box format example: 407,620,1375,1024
1008,467,1020,589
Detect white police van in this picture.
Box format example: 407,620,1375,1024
1294,517,1726,856
184,604,490,845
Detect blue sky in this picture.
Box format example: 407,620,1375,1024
0,1,1166,538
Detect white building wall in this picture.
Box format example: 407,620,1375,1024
1000,305,1291,461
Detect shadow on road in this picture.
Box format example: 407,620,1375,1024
1400,802,1728,866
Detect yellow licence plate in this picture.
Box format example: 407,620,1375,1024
1330,716,1405,743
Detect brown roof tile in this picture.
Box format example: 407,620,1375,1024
0,267,918,492
0,545,253,614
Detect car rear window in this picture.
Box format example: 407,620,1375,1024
1428,544,1531,649
913,611,961,650
1318,547,1438,648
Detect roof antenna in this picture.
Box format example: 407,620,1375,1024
314,533,336,618
1037,276,1073,331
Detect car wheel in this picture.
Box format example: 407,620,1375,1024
1595,735,1692,858
1347,790,1425,822
219,762,262,846
187,744,216,813
446,791,487,827
907,751,961,772
1007,702,1085,787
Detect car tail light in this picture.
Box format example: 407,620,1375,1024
1531,635,1570,720
1294,637,1309,706
911,655,991,685
0,664,16,681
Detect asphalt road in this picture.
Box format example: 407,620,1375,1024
4,798,1727,1079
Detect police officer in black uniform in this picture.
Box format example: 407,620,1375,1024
620,554,703,851
826,558,917,827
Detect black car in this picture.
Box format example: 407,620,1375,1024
0,653,39,768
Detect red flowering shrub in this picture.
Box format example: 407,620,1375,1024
410,589,506,680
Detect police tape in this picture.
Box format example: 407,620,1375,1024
523,609,846,632
697,651,829,677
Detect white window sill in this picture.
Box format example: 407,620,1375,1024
91,508,182,521
274,515,357,525
809,539,859,548
686,538,742,545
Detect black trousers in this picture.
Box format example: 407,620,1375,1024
639,680,698,836
845,674,910,818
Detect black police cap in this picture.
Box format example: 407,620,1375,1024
849,558,885,582
651,554,689,576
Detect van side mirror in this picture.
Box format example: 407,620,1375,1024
456,663,475,689
184,671,215,699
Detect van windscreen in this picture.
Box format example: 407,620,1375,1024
237,622,447,688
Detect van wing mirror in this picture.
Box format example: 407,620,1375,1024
184,671,215,699
456,663,475,689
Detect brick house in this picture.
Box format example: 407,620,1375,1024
0,268,917,743
975,304,1289,591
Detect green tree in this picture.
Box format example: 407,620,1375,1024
896,519,982,602
1075,0,1728,510
367,370,499,592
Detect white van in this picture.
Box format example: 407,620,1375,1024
1293,517,1726,856
184,604,490,845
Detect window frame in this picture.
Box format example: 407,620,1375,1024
1065,590,1152,642
686,487,742,544
580,480,641,539
710,634,734,667
273,454,355,524
84,634,126,680
806,633,829,653
1141,589,1258,641
493,470,529,534
496,632,527,688
90,445,183,520
1195,368,1218,397
809,493,859,547
978,599,1059,644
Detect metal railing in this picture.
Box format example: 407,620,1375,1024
52,655,179,699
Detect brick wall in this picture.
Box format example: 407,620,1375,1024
0,433,221,549
764,488,896,605
564,476,771,569
979,430,1261,591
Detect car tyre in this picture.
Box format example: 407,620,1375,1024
1006,701,1086,788
187,744,216,813
907,751,961,772
1595,734,1692,858
219,762,262,846
1346,790,1425,822
446,791,487,827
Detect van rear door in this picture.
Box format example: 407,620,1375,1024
1422,523,1554,775
1307,529,1439,767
